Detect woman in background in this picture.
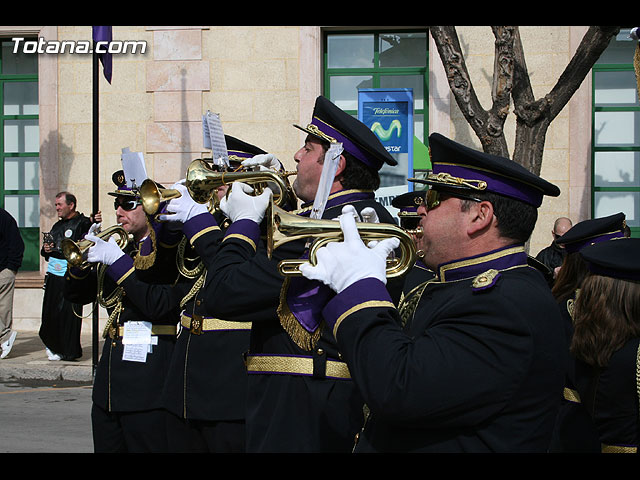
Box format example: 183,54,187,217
571,238,640,453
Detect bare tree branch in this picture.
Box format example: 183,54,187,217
547,26,620,120
431,25,620,177
430,26,515,157
429,27,490,148
489,27,514,134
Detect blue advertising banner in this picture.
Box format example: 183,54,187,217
358,88,413,156
359,88,414,209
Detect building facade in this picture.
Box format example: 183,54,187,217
1,25,637,329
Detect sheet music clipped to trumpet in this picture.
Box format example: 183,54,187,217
202,110,229,167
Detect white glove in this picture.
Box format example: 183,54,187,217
158,180,209,223
299,205,400,293
86,234,125,266
219,181,272,224
359,207,380,224
86,222,102,237
358,206,388,249
241,153,283,172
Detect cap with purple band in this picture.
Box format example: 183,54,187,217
410,133,560,208
391,190,424,216
294,95,397,171
556,212,626,254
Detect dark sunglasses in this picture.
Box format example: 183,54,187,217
425,189,482,211
114,198,141,211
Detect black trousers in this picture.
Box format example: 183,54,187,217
40,273,83,360
91,403,169,453
165,410,245,453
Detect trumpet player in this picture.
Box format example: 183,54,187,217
170,96,404,453
100,136,265,453
299,133,567,453
64,164,181,453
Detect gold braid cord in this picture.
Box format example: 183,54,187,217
176,236,204,279
180,271,206,309
398,281,430,328
96,264,124,339
277,277,322,352
133,217,157,270
176,236,206,309
567,299,575,321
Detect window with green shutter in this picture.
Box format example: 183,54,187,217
1,38,40,270
592,28,640,237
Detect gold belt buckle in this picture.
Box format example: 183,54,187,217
190,314,203,335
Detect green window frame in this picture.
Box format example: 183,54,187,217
591,30,640,238
322,29,430,182
0,38,40,270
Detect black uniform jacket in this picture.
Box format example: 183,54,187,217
118,213,251,422
401,259,434,297
575,337,640,453
321,244,566,452
97,217,251,422
64,234,180,413
196,189,405,452
548,291,600,452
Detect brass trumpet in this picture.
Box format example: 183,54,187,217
265,199,417,278
61,225,130,268
139,178,182,220
185,158,297,208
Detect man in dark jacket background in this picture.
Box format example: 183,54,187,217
0,207,24,359
535,217,572,280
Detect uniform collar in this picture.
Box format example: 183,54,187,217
296,189,374,217
437,244,528,283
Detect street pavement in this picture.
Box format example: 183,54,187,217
0,376,94,453
0,330,102,383
0,330,98,453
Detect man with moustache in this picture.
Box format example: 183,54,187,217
300,133,566,452
169,96,403,452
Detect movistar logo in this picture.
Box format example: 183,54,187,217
371,119,402,141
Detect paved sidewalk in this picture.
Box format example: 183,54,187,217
0,330,102,383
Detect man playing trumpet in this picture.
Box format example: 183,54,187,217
166,96,405,452
299,133,567,452
88,136,265,453
64,161,181,453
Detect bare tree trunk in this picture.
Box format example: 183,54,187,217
430,26,620,176
429,26,510,157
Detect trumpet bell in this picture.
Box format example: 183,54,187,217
61,240,87,268
61,225,130,268
185,159,216,204
139,178,182,217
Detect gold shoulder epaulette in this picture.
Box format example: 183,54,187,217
471,269,500,292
